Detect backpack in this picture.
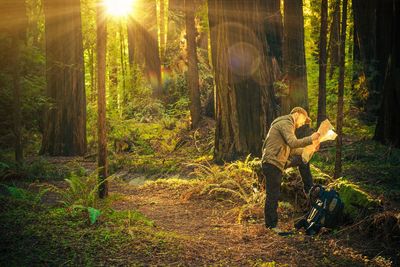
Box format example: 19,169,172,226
294,184,344,235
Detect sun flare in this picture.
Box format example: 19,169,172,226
103,0,136,17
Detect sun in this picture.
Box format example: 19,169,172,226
103,0,136,17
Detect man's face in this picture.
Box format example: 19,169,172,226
296,113,307,128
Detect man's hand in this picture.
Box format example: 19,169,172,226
311,132,320,141
313,139,321,151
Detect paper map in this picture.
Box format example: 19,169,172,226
301,119,338,163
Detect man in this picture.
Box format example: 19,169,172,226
261,107,320,229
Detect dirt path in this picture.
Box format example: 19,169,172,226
110,182,380,266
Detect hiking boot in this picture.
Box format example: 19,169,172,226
267,226,294,236
269,227,283,234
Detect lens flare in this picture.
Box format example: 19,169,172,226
103,0,135,17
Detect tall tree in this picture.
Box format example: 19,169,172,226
334,0,348,179
283,0,308,113
185,0,202,128
374,0,400,148
328,0,340,78
0,0,28,164
41,0,86,156
159,0,166,62
375,0,393,101
352,0,394,119
265,0,283,68
317,0,328,127
166,0,184,46
352,0,379,116
208,0,277,162
127,0,162,97
96,0,108,198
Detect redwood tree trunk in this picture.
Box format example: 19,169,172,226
283,0,308,113
317,0,328,127
265,0,283,68
374,0,400,148
159,0,166,62
328,0,340,78
208,0,277,162
96,1,108,198
127,0,162,97
334,0,348,179
352,0,378,116
0,0,27,164
185,0,201,128
11,37,24,164
41,0,86,156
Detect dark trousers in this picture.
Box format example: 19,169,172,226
263,158,313,228
263,163,282,228
285,155,313,194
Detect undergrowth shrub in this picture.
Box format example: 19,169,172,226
0,157,72,181
188,156,264,223
47,170,113,224
1,184,49,206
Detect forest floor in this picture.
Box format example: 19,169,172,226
108,179,395,266
1,119,400,266
1,170,395,266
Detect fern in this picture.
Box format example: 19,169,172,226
2,184,49,205
193,155,264,206
47,170,113,209
208,187,248,203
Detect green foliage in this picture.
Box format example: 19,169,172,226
26,157,71,180
0,156,75,181
1,184,49,206
48,171,110,209
107,209,154,227
310,164,333,185
46,170,115,225
304,0,356,134
249,259,279,267
0,34,46,152
312,140,400,196
190,156,263,223
88,206,101,224
0,196,181,266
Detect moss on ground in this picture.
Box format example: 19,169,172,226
329,178,380,219
0,196,184,266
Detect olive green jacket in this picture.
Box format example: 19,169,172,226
261,115,313,171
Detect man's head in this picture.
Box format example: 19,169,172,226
290,107,311,128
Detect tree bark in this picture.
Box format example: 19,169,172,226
96,1,108,199
127,0,162,97
88,46,96,103
41,0,86,156
159,0,166,62
352,0,379,116
334,0,348,179
185,0,202,128
208,0,277,162
265,0,283,68
328,0,340,78
317,0,328,127
0,0,27,164
374,0,400,148
11,38,24,164
375,0,393,98
283,0,309,113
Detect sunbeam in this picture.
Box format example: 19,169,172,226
103,0,136,17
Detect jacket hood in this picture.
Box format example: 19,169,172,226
271,115,294,127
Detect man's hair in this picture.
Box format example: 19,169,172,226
290,107,307,115
290,107,311,123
